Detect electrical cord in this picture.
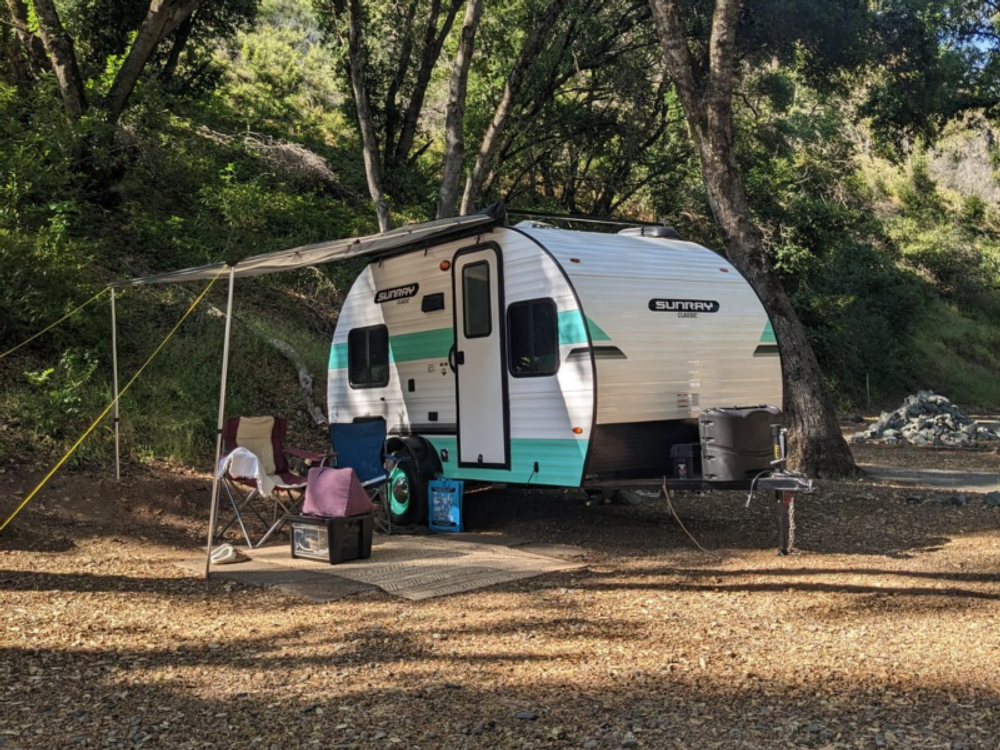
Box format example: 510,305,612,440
745,469,773,507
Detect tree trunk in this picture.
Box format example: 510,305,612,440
459,0,571,214
346,0,391,231
393,0,462,167
697,135,855,476
266,336,328,427
159,10,196,85
1,14,29,88
4,0,50,77
31,0,86,117
106,0,200,125
437,0,483,218
648,0,856,477
381,0,420,165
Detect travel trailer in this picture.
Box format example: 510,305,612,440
327,212,783,525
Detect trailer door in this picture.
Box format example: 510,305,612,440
453,245,509,468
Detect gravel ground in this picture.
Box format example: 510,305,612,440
2,444,1000,750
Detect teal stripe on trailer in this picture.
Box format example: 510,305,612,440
557,310,611,344
329,342,348,370
384,314,596,353
557,310,586,346
425,437,588,487
329,328,454,370
331,309,604,371
389,328,453,362
585,316,611,342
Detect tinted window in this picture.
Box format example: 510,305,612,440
507,299,559,377
348,325,389,388
462,261,492,338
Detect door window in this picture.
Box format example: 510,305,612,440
462,261,492,338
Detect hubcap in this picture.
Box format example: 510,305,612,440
389,467,411,515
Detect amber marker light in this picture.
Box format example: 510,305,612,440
439,260,451,271
572,427,583,434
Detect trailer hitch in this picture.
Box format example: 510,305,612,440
746,425,817,556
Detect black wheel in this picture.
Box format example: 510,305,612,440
386,453,426,526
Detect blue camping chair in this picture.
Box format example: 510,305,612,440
328,419,400,534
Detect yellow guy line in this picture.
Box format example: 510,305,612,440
0,270,225,532
0,287,111,361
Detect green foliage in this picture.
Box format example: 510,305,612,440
220,0,345,139
863,0,1000,157
794,241,926,405
59,0,261,82
22,350,100,439
0,2,366,466
0,83,100,348
5,0,1000,475
908,298,1000,405
885,155,1000,304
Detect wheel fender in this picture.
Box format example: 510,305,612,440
385,435,442,477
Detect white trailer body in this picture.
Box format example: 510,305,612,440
327,223,781,494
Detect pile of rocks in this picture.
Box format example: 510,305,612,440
851,390,999,446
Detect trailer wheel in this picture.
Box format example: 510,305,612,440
387,453,426,527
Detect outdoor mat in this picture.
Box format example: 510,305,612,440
183,535,586,601
173,554,376,602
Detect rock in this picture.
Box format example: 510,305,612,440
621,733,638,748
614,490,647,506
935,494,968,506
515,711,538,721
984,491,1000,508
858,392,998,445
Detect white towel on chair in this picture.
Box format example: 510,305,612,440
218,447,276,497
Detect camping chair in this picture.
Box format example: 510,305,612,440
328,419,401,534
215,416,330,548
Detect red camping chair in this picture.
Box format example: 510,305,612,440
214,416,331,548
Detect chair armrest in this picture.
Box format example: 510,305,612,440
361,474,390,489
287,446,336,461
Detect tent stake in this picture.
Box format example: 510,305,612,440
205,267,236,579
110,288,121,482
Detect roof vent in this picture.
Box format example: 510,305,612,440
617,225,681,239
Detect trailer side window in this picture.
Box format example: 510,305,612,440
348,325,390,388
462,261,492,338
507,299,559,377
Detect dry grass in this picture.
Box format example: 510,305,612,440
2,444,1000,750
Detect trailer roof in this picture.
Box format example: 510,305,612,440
114,210,500,287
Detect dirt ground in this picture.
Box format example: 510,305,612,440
2,442,1000,750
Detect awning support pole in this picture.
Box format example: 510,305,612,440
110,287,121,482
204,267,236,579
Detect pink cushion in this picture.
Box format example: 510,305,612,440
302,466,373,518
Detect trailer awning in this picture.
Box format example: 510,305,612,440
114,210,501,287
